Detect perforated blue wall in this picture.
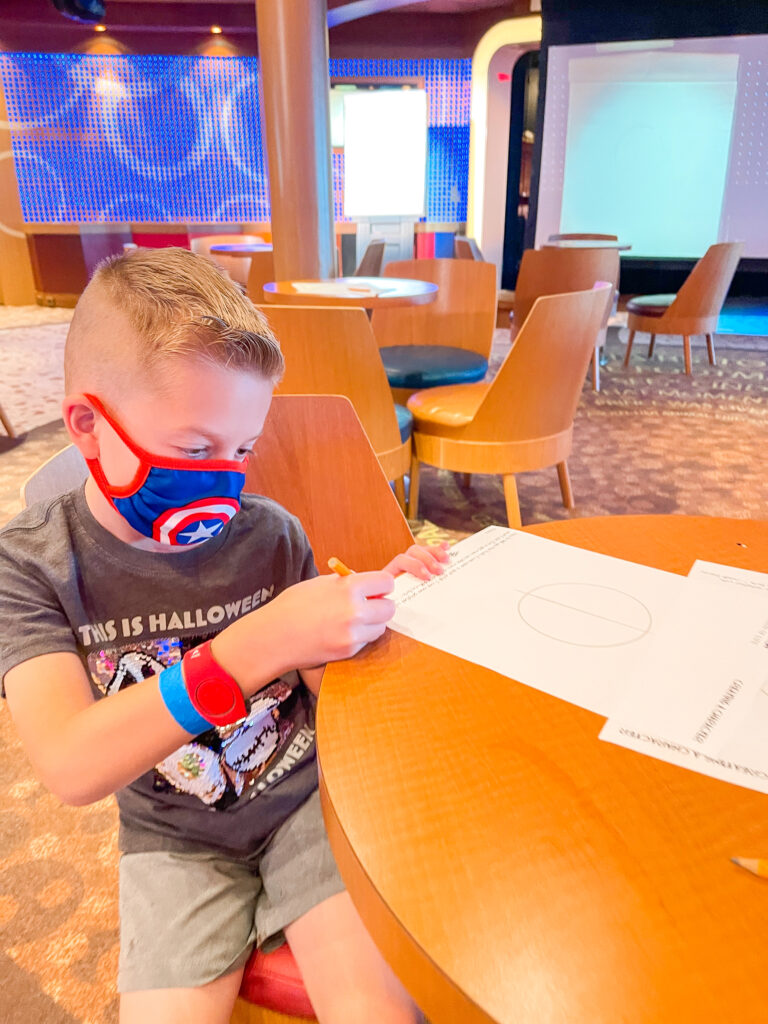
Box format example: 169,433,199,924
0,53,471,223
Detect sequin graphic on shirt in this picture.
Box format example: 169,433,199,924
87,637,300,808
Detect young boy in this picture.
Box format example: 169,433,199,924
0,247,448,1023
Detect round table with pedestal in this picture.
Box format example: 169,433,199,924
317,515,768,1024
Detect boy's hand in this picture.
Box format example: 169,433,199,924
382,541,450,581
213,571,397,686
269,572,397,665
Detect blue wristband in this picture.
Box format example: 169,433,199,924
158,661,211,736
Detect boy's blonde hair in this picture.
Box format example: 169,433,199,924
65,246,283,396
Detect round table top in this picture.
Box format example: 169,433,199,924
262,276,438,309
318,515,768,1024
209,242,273,254
543,239,632,250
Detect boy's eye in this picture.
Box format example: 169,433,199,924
177,446,255,460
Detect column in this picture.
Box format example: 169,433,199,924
255,0,336,281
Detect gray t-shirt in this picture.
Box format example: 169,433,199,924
0,486,319,861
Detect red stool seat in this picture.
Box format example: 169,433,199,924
239,944,316,1019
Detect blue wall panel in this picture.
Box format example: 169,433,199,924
0,53,471,224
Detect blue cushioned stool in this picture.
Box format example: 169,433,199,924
394,403,413,443
380,345,488,390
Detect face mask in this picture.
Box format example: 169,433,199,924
84,394,249,547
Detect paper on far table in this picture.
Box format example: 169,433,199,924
290,281,390,298
389,525,690,715
600,560,768,794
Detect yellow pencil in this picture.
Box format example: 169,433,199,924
328,556,354,577
731,857,768,879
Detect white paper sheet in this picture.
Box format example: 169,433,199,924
600,560,768,795
389,526,690,715
603,572,768,752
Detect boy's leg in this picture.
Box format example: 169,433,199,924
119,965,244,1024
118,849,262,1023
285,890,424,1024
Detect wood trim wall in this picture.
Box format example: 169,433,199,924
0,78,37,304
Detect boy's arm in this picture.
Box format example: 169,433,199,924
4,570,394,806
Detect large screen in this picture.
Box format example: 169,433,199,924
536,35,768,258
342,89,427,218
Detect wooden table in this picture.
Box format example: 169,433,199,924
318,515,768,1024
262,276,438,310
543,240,632,250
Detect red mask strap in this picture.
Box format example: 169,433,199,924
83,394,152,498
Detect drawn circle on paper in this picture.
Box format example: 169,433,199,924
517,583,652,648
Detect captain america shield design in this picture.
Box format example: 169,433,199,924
152,497,241,545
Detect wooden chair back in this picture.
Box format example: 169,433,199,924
371,258,497,358
190,234,266,287
547,233,618,242
246,250,276,304
513,246,619,329
258,304,402,455
667,242,743,321
21,445,88,509
453,236,484,260
245,395,412,572
354,239,386,277
465,286,610,442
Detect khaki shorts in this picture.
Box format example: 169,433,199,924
117,789,345,992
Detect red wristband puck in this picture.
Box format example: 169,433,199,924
182,640,247,727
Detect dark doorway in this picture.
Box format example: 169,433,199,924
501,49,539,290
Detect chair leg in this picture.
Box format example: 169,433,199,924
393,476,406,513
706,333,716,366
647,334,656,359
682,335,692,375
557,461,575,509
502,474,522,529
407,456,421,520
591,347,600,391
0,402,16,438
623,329,636,367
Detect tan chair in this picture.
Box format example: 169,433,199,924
353,238,386,277
371,258,497,405
190,234,267,288
453,236,484,260
244,394,413,573
548,233,618,242
511,246,619,391
406,286,611,528
623,241,743,375
20,444,88,508
246,250,276,304
258,304,412,510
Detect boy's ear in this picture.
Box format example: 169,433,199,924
62,395,100,460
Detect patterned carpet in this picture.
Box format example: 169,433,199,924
0,312,767,1023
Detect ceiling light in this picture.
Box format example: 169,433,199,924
210,25,222,35
94,23,106,32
